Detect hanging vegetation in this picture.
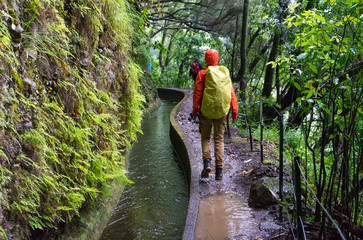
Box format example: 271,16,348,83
0,0,151,238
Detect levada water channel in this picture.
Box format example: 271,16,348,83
99,92,188,240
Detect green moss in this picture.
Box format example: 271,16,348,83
0,0,153,238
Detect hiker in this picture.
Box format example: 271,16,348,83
189,58,203,81
191,49,238,180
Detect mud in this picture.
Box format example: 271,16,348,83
175,89,289,240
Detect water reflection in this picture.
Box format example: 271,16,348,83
195,191,261,240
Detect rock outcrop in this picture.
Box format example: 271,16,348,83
249,177,279,208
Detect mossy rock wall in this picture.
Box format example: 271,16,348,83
0,0,156,239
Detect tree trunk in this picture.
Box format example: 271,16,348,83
159,28,167,72
315,115,328,222
164,29,178,67
248,39,272,72
238,0,249,99
247,23,265,54
262,0,289,98
230,16,239,82
263,83,300,121
178,58,186,77
262,33,280,98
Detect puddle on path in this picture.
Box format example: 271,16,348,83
195,191,261,240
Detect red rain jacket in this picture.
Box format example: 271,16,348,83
192,49,239,119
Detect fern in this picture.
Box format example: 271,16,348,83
0,21,18,76
0,226,8,240
0,0,146,236
0,149,12,184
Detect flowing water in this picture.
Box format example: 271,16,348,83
99,99,188,240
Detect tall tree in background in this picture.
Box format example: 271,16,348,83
262,0,289,98
237,0,249,100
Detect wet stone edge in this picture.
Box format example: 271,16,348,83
157,88,200,240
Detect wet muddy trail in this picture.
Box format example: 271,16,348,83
175,89,288,240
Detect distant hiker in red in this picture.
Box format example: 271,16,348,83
191,49,238,180
189,58,203,81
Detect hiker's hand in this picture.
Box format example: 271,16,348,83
188,113,196,121
195,112,200,123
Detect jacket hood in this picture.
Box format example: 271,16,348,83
205,49,219,67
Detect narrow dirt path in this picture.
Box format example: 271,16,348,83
175,89,289,240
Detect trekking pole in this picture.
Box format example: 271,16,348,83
226,108,231,138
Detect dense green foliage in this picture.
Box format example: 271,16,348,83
0,0,150,238
276,0,363,232
141,0,362,237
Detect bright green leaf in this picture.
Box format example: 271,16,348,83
308,63,318,74
316,14,325,22
297,53,307,60
292,81,301,90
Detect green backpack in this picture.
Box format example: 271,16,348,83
201,66,232,119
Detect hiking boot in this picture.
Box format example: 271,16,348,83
201,159,211,178
215,168,223,180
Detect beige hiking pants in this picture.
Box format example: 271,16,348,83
199,114,226,169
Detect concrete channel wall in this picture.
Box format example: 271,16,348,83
157,88,199,240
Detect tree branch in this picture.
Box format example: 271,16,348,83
150,26,184,38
